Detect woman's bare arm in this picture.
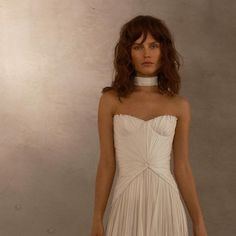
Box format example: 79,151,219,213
173,97,208,235
91,91,117,223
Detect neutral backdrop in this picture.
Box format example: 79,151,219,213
0,1,235,235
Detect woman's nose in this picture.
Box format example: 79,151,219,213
143,48,151,56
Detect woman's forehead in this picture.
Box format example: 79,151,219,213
134,33,158,44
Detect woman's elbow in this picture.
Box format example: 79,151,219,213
99,154,116,169
173,161,192,176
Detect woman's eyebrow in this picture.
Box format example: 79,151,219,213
133,41,159,45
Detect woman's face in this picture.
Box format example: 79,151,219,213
131,32,161,77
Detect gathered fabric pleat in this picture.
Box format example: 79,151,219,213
105,168,188,236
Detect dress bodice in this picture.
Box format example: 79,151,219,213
111,114,179,206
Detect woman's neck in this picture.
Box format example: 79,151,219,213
133,75,159,93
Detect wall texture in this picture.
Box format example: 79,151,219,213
0,0,235,235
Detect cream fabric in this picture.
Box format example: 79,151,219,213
105,114,189,236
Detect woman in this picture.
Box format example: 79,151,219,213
90,15,208,236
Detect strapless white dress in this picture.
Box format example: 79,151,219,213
105,114,189,236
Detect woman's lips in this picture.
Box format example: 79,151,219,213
142,61,154,64
142,62,154,66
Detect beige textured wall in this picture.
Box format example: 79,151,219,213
0,1,235,235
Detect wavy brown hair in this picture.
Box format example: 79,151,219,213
102,15,183,101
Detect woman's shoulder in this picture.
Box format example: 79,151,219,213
172,94,190,104
99,88,119,112
100,88,118,101
171,94,191,118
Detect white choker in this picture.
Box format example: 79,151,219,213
134,75,158,86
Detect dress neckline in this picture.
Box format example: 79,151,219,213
113,113,178,122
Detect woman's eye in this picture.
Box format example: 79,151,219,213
151,44,159,48
133,44,159,50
